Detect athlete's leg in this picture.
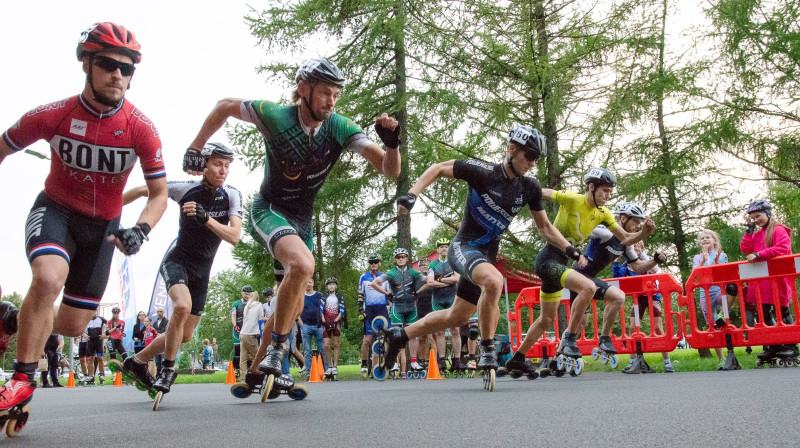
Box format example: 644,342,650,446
516,301,561,355
599,287,625,337
16,256,68,364
472,263,506,342
434,330,446,359
450,326,461,360
272,236,314,337
564,271,598,334
323,334,332,370
404,300,476,340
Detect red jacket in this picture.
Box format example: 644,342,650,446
740,224,793,306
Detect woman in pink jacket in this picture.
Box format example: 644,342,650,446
740,199,797,362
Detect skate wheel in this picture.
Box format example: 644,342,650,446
610,356,619,369
288,384,308,400
509,370,522,379
574,359,584,375
565,360,574,374
406,371,413,379
148,389,158,400
108,360,122,373
230,382,252,399
556,355,565,372
777,359,785,367
527,371,539,380
152,392,164,411
539,369,550,378
373,366,387,381
260,374,275,403
371,316,388,333
420,370,427,379
483,369,495,392
591,348,599,360
600,353,609,364
135,382,147,392
371,341,384,357
413,372,419,379
4,406,29,438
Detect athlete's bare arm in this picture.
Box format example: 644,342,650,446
186,98,245,175
359,113,401,179
0,139,13,166
137,176,168,230
397,160,456,215
122,185,149,205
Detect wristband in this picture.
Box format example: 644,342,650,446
136,222,151,237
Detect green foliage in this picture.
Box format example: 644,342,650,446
178,350,192,370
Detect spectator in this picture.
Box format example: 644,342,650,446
132,311,147,354
240,290,264,374
692,229,728,367
77,334,89,381
202,339,213,369
740,199,797,360
231,286,251,377
40,333,64,388
321,277,346,378
299,279,327,379
260,287,275,336
83,311,106,385
211,338,219,368
106,307,128,364
152,307,169,375
142,317,158,376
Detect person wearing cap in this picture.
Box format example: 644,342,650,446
358,252,390,377
119,141,242,395
106,307,129,366
0,22,167,412
184,58,402,390
321,277,346,378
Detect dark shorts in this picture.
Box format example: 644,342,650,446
534,244,573,303
448,240,498,306
416,293,432,318
87,338,104,356
568,275,613,313
25,192,119,310
364,304,389,336
248,197,313,282
159,258,211,316
634,295,663,319
78,341,88,357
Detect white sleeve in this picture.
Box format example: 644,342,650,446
224,185,244,219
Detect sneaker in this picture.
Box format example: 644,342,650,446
717,358,725,370
0,372,36,409
664,361,674,373
324,367,332,375
390,363,399,372
332,367,338,375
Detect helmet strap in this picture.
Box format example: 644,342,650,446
302,83,323,123
87,57,126,110
506,150,522,178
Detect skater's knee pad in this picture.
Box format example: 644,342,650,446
469,326,479,341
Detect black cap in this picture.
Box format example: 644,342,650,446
241,285,254,293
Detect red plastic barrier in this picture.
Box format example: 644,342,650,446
681,254,800,349
510,272,683,358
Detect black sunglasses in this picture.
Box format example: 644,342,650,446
93,55,136,77
369,260,380,264
521,149,539,162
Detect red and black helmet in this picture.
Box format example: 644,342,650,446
76,22,142,63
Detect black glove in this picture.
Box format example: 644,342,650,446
396,193,417,211
186,203,209,225
745,221,756,235
375,121,400,148
183,148,205,172
564,245,582,261
653,251,667,265
112,223,150,255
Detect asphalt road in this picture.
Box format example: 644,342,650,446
4,367,799,447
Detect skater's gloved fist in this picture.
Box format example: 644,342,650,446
396,193,416,214
107,223,150,255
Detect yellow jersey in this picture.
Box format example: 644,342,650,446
551,190,617,246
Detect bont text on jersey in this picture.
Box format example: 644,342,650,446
53,135,137,174
131,108,159,139
26,100,67,117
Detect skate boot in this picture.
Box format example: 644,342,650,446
591,335,619,368
264,374,309,401
449,357,468,377
503,352,539,380
84,375,95,385
437,358,448,377
478,341,498,392
360,363,369,380
153,368,178,394
376,327,406,381
465,355,477,378
408,361,426,379
121,357,156,391
756,345,779,368
775,345,800,367
259,345,288,377
0,372,36,410
331,366,339,381
0,302,19,356
556,333,584,376
98,374,105,385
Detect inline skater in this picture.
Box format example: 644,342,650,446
0,22,167,414
119,142,242,398
513,169,654,375
188,58,400,396
321,277,345,379
106,307,129,364
426,238,465,374
370,248,429,377
384,124,577,390
357,253,390,377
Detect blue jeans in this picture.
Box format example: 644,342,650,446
301,324,327,376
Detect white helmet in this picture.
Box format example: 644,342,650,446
613,201,646,219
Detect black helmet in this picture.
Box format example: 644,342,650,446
583,167,617,188
296,58,346,87
508,124,546,160
112,307,121,314
241,285,254,293
368,252,382,263
325,277,338,285
201,142,234,161
747,199,772,217
262,287,274,297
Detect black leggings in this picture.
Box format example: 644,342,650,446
108,338,128,360
40,348,59,384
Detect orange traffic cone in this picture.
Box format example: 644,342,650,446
424,348,443,380
224,361,236,384
308,354,322,383
113,371,123,387
66,370,76,388
317,354,325,382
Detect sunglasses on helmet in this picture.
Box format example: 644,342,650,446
93,55,136,77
